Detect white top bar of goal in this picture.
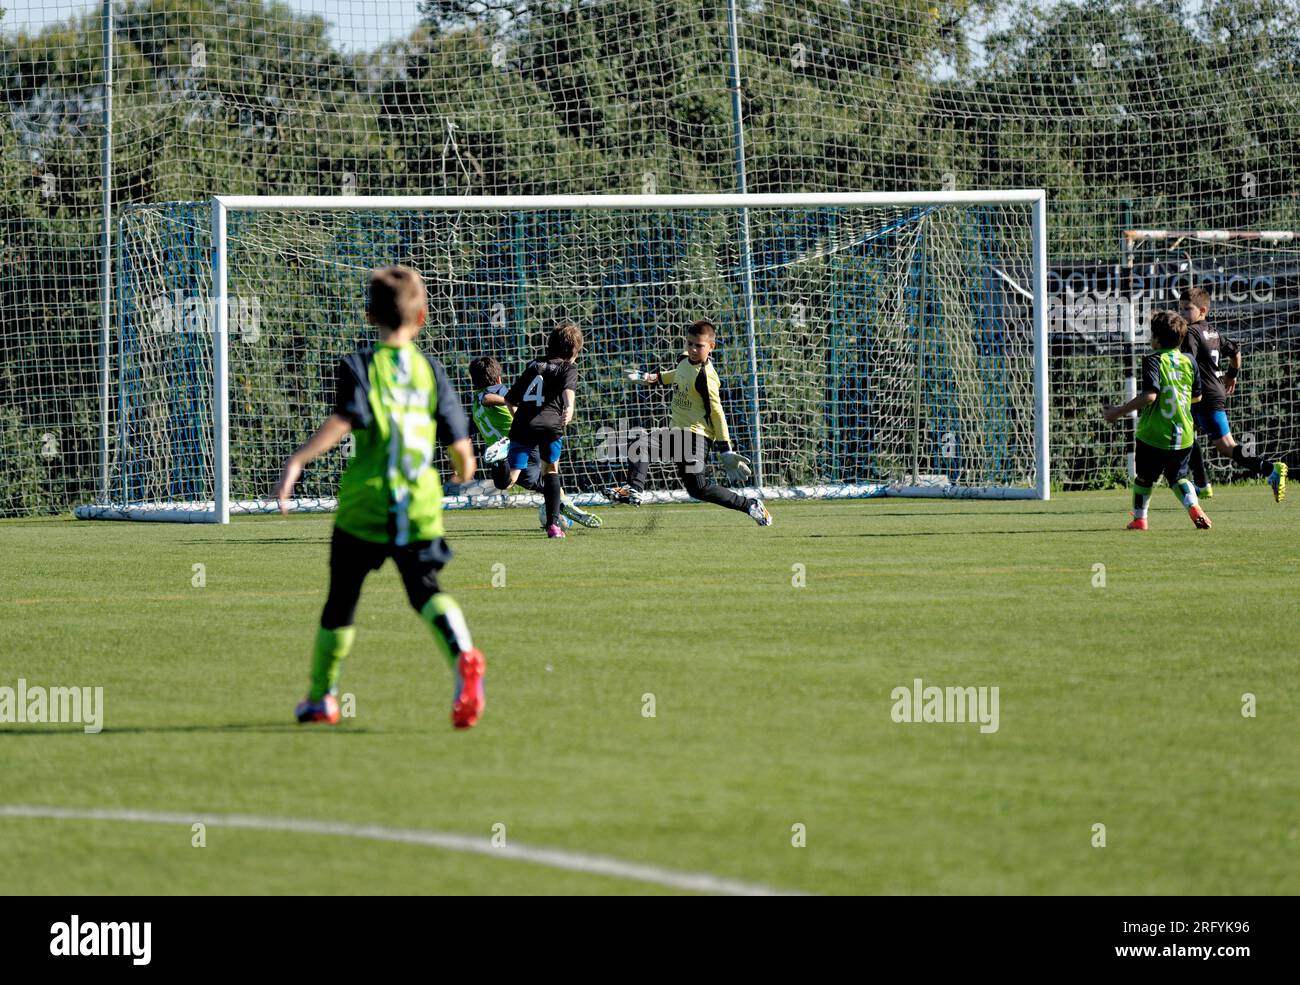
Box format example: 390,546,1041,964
214,191,1045,212
1125,229,1298,243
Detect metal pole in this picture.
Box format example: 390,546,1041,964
1032,195,1050,500
212,198,230,524
98,0,113,501
1121,229,1137,482
913,225,926,487
726,0,763,490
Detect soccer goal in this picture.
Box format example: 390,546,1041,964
1120,228,1300,482
76,192,1049,523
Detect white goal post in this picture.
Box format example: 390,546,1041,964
78,191,1050,523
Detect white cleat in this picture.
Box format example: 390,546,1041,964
561,498,602,528
747,498,773,526
538,503,572,531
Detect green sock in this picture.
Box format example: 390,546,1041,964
419,593,473,668
1131,482,1152,518
309,626,355,701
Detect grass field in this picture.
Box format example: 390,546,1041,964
2,488,1297,895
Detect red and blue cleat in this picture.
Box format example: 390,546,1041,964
295,692,340,725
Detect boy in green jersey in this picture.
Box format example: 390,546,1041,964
273,265,486,728
1103,310,1210,531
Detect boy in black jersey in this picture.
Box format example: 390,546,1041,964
1179,286,1287,502
501,320,600,538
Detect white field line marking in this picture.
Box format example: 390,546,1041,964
0,805,805,896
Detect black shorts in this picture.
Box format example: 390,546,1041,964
1134,440,1193,486
320,526,453,629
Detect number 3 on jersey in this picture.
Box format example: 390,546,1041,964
522,374,545,406
1158,384,1187,419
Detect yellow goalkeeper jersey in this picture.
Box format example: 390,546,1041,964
658,357,731,450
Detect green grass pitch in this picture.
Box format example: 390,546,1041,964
2,489,1296,895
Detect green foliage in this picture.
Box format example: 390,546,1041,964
2,0,1300,513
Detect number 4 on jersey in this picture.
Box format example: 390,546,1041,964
522,374,545,405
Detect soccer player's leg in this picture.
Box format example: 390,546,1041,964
1167,446,1210,529
1127,441,1160,530
297,528,383,723
514,448,545,494
490,460,514,491
1209,412,1286,502
1189,407,1211,497
677,439,770,525
607,444,650,505
396,538,485,729
500,439,535,493
539,438,567,538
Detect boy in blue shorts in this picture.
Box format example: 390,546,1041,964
499,321,597,538
468,354,598,531
1179,286,1286,502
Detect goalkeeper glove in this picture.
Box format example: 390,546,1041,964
720,450,752,484
626,369,659,383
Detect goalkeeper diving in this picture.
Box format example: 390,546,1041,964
607,318,772,526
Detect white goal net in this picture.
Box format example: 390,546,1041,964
76,191,1048,522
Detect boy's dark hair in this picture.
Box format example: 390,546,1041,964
1180,285,1212,311
689,319,717,341
547,320,583,360
1151,310,1189,349
469,355,502,390
368,265,426,330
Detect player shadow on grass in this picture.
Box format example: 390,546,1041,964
178,537,331,546
803,526,1106,538
0,723,376,735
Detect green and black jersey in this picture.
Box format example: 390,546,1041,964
471,383,514,443
332,342,469,546
1135,347,1200,451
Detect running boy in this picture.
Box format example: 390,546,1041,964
1178,286,1286,501
501,321,590,538
469,354,599,531
1103,310,1210,530
273,265,486,729
608,319,771,526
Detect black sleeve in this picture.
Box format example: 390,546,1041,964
563,362,579,391
1191,356,1202,401
504,366,530,406
332,352,374,429
430,358,470,447
1221,333,1241,371
1141,353,1161,394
